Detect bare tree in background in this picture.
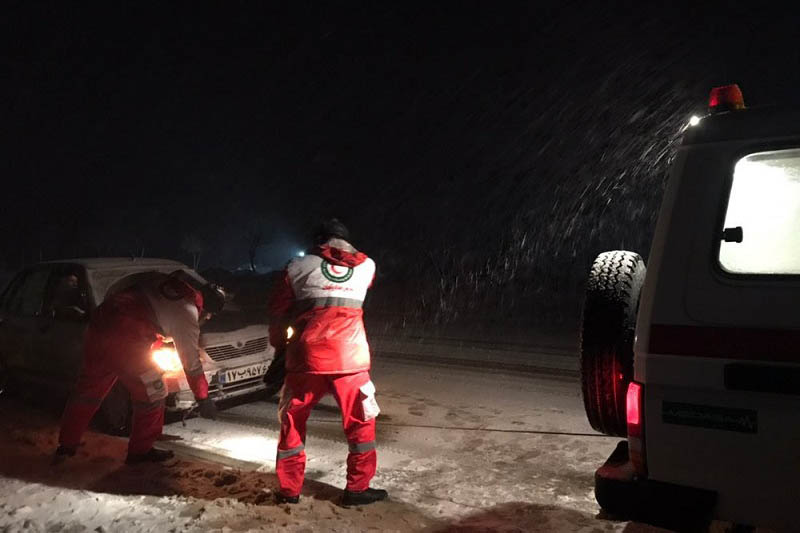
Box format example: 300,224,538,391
181,234,206,270
246,227,263,272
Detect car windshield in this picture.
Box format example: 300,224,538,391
88,266,206,304
719,147,800,275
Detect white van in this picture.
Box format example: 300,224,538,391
580,85,800,531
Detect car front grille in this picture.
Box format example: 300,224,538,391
205,336,269,362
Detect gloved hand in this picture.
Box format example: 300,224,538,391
264,347,286,384
197,398,218,420
262,347,286,398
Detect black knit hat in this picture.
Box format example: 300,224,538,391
314,218,350,244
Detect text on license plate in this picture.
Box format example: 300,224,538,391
220,363,268,384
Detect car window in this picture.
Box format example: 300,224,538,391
5,269,51,316
42,266,90,317
719,147,800,275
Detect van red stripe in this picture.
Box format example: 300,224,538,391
649,324,800,362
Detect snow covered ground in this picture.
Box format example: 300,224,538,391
0,355,750,532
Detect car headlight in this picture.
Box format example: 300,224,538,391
152,346,182,373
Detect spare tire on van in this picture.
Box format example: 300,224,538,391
580,250,646,437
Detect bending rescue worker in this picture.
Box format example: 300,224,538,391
269,218,387,506
56,270,224,464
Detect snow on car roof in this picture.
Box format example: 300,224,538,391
39,258,194,304
40,257,187,271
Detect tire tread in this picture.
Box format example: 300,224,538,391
580,250,646,437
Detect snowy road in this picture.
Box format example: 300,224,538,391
0,354,684,532
159,355,625,529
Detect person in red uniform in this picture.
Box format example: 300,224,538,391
269,218,387,506
55,270,225,464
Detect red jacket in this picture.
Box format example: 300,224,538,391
268,239,376,374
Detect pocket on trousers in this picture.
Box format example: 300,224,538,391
140,369,168,401
359,380,380,421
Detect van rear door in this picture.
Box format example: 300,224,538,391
641,143,800,530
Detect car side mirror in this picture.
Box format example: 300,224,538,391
54,306,88,322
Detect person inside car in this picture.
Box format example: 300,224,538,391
48,273,87,318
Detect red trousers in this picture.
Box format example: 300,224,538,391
59,320,167,455
276,371,378,496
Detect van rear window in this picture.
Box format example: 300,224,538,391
719,148,800,275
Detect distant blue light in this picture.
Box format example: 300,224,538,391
297,251,305,257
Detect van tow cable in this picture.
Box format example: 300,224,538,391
181,405,198,427
374,421,615,438
211,411,615,438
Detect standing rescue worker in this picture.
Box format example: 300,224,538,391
269,219,387,506
55,270,224,464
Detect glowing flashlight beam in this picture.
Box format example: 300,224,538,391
219,435,278,462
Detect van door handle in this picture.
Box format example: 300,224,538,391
721,226,743,243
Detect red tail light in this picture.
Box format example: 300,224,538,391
708,84,745,113
626,381,647,476
626,381,642,427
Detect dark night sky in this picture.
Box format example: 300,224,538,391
3,2,799,333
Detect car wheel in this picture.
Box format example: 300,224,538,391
580,250,646,437
98,382,132,436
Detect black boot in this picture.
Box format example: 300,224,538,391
275,492,300,504
125,448,175,465
52,445,76,465
342,488,388,506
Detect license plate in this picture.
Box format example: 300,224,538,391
219,362,268,384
